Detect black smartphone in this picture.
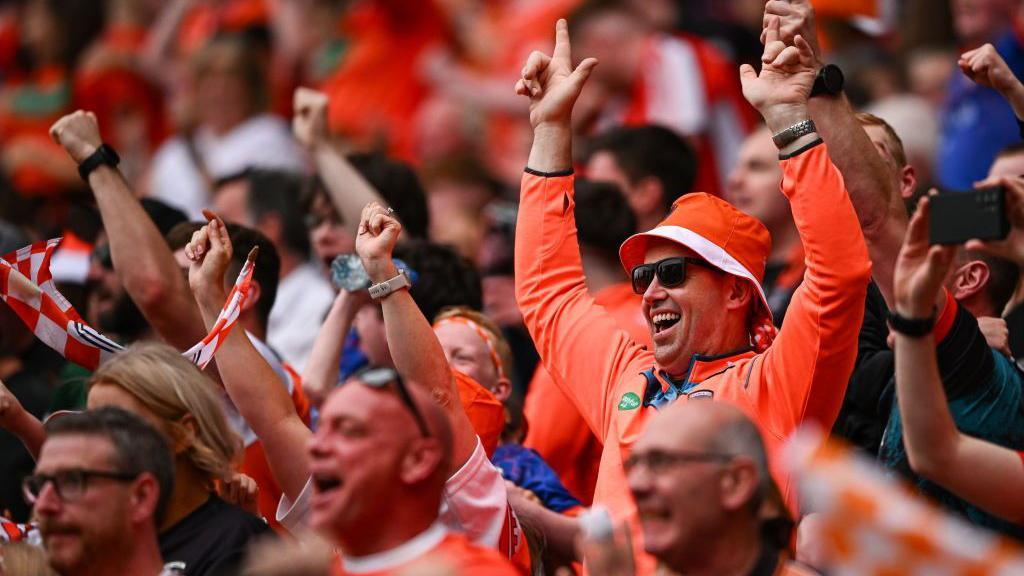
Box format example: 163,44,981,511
929,186,1010,245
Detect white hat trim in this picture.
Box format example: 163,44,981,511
630,225,770,314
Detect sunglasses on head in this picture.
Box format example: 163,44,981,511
631,257,716,294
355,366,431,437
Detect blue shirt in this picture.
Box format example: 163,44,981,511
492,444,581,513
938,29,1024,189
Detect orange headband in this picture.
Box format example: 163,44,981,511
434,317,505,379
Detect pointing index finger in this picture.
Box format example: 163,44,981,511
552,19,572,68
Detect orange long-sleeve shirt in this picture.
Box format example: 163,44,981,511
514,142,871,574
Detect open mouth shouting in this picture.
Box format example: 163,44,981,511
651,312,681,335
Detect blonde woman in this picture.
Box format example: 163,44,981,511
83,342,272,575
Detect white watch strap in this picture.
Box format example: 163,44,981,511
368,270,411,299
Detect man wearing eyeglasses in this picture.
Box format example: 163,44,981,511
624,402,810,576
26,406,174,576
513,19,870,574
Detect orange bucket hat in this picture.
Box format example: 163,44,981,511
618,193,778,350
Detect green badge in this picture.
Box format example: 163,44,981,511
618,392,641,411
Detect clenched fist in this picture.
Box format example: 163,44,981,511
292,87,330,149
49,110,102,164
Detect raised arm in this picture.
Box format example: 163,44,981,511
0,378,44,460
186,213,312,502
513,21,651,441
739,22,872,433
893,196,1024,522
301,289,367,407
49,112,208,350
959,42,1024,122
293,88,384,239
354,202,478,470
765,1,906,306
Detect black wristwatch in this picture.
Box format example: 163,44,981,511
887,308,936,337
810,64,844,98
78,144,120,182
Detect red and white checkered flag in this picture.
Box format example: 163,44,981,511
0,238,253,371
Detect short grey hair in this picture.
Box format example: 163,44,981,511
44,406,175,525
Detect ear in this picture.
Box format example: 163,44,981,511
240,280,262,313
400,438,445,485
900,164,918,200
631,176,666,218
491,377,512,403
724,276,754,312
719,457,759,512
129,473,161,525
169,414,198,456
951,260,989,302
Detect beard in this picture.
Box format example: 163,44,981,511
95,291,150,343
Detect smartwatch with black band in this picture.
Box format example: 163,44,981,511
887,308,936,337
78,144,121,182
810,64,844,98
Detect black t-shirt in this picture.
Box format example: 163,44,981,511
159,495,274,576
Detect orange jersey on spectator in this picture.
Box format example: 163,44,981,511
329,523,518,576
524,282,649,505
320,0,448,162
514,143,871,575
177,0,269,57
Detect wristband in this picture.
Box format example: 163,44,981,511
368,269,413,300
772,120,817,149
78,144,120,182
887,308,937,337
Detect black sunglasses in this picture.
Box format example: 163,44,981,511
23,468,138,504
355,366,431,437
631,257,716,294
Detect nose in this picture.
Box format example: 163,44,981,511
641,275,667,307
308,428,330,460
725,168,745,200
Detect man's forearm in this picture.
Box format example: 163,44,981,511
313,141,383,238
526,125,573,174
378,283,479,469
893,332,959,476
7,410,45,460
87,165,207,348
195,287,312,500
809,94,907,306
302,291,359,405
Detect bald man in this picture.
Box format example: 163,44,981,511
626,402,814,576
307,370,517,574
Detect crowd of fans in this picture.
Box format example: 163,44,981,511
3,0,1024,574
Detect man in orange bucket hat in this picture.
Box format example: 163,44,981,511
513,18,871,575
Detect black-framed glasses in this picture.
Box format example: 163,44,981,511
355,366,431,437
623,449,734,475
23,469,139,504
630,257,716,294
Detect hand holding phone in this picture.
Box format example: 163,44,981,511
928,186,1009,246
